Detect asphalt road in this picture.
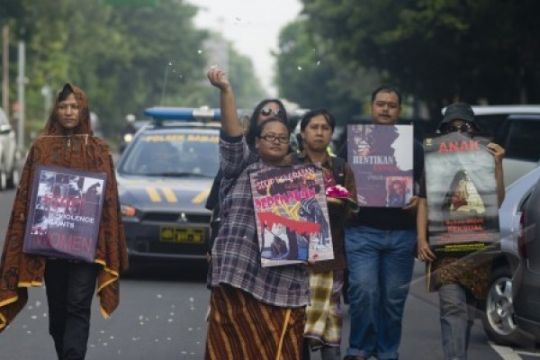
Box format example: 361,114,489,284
0,189,539,359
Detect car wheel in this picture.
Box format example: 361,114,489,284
6,167,20,189
481,267,528,345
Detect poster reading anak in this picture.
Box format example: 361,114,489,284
347,124,414,208
250,163,333,267
424,132,500,255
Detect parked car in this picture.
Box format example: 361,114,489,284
495,114,540,186
0,107,19,190
512,170,540,343
116,107,220,271
480,166,540,345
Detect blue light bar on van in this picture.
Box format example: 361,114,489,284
144,107,221,121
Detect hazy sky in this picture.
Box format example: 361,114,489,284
186,0,302,96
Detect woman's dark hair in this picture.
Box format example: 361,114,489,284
299,109,336,132
246,99,288,146
58,83,74,102
296,109,336,151
371,85,402,105
255,117,290,138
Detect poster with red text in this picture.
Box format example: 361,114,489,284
23,165,107,263
424,132,500,255
250,163,333,267
347,124,414,207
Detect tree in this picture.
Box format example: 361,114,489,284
0,0,264,142
301,0,540,118
275,19,380,123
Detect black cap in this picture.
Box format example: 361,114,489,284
439,103,479,131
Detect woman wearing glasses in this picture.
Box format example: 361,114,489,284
205,94,288,255
417,102,505,360
205,66,308,360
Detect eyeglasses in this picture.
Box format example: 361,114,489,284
260,107,283,117
445,123,473,133
259,134,289,144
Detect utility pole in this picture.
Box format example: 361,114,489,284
2,25,8,119
17,41,25,151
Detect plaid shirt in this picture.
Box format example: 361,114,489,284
210,133,309,307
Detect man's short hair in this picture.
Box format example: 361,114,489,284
371,85,402,105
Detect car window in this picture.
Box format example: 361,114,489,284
119,130,219,177
473,114,508,142
504,120,540,161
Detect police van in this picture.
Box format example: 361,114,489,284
116,106,221,271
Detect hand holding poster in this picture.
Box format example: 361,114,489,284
424,132,500,255
347,124,414,207
250,163,333,267
23,165,107,263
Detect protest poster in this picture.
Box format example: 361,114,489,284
250,163,333,267
23,165,107,263
347,123,414,207
424,132,500,255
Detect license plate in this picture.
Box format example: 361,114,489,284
160,227,204,244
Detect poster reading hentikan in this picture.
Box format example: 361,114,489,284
23,165,107,263
347,124,414,207
250,163,333,267
424,132,500,255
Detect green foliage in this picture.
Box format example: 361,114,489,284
301,0,540,118
0,0,265,144
275,19,380,124
105,0,159,7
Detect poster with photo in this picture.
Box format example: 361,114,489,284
347,124,414,207
424,132,500,255
23,165,107,262
250,163,333,267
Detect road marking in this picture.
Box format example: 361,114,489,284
489,342,522,360
146,187,161,202
161,187,178,203
516,349,540,357
191,189,210,205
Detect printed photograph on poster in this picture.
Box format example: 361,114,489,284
347,124,414,207
385,176,413,207
424,132,500,255
23,165,107,262
250,163,333,267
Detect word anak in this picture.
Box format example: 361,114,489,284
353,155,395,165
438,140,480,153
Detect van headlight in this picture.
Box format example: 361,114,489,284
121,204,137,217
